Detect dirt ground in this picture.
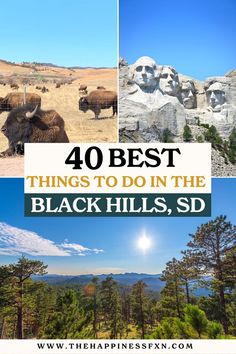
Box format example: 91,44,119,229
0,62,117,176
0,156,24,177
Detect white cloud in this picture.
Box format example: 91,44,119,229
93,248,104,254
0,223,69,256
61,242,104,256
0,222,104,257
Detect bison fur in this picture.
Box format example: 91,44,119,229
79,90,117,119
0,92,41,114
0,104,69,157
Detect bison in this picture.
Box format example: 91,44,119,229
79,84,88,96
41,86,49,93
79,84,87,91
79,90,88,96
97,86,106,90
79,90,117,119
0,104,69,157
10,83,19,90
0,92,41,114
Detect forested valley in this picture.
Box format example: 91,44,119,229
0,216,235,339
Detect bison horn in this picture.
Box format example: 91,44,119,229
26,105,38,119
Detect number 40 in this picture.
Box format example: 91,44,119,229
65,147,103,170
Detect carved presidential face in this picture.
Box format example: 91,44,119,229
132,56,158,89
181,81,196,109
206,83,226,111
159,67,180,96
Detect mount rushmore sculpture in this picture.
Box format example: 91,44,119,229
119,56,236,142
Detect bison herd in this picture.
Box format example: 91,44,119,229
0,85,117,157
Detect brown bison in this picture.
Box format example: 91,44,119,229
0,92,41,114
79,84,87,91
97,86,106,90
79,90,117,119
10,83,19,90
41,86,49,93
79,84,88,95
0,104,69,157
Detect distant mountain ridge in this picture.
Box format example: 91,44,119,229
0,58,115,70
33,272,211,296
33,272,164,291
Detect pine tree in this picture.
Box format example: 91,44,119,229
186,216,236,334
204,125,223,148
227,289,236,335
121,287,131,337
0,266,16,338
82,277,100,338
179,253,200,303
9,256,47,339
44,289,89,339
91,277,99,339
100,276,123,338
228,127,236,164
131,281,148,338
32,283,57,338
160,258,186,318
184,304,208,338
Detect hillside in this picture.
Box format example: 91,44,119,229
34,272,211,296
34,272,163,291
0,59,116,76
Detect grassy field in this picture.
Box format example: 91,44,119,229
0,62,117,176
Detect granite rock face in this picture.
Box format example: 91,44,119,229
119,57,236,141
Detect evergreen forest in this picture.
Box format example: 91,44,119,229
0,215,235,339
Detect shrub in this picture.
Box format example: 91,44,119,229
184,305,208,338
173,317,193,339
203,125,223,147
228,127,236,164
160,128,174,143
151,319,175,339
183,125,193,142
200,123,210,129
207,321,223,339
196,135,204,143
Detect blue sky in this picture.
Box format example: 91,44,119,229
0,0,117,67
119,0,236,81
0,178,235,275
